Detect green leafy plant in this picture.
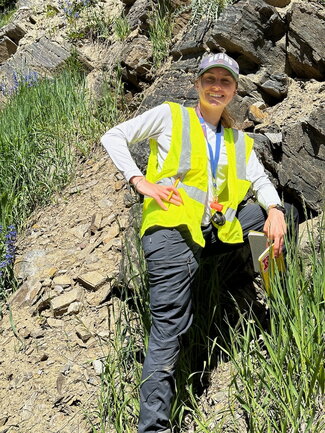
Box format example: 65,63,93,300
0,3,16,28
190,0,232,24
148,1,172,67
114,14,130,41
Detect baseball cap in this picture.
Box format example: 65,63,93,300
197,53,239,81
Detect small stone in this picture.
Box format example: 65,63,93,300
0,416,8,427
19,327,31,339
92,359,104,375
101,213,116,228
86,284,111,306
31,329,45,339
40,267,58,279
102,225,119,244
52,275,73,287
248,104,268,124
114,180,124,191
25,346,34,356
67,301,83,315
47,318,64,328
41,278,52,287
56,373,65,394
88,212,103,234
51,287,82,317
77,271,107,291
76,326,92,343
264,132,282,146
98,330,110,340
53,285,64,295
38,353,49,362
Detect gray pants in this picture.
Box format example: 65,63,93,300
139,203,298,433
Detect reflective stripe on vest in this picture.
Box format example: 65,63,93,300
179,106,191,174
233,129,247,180
157,178,206,205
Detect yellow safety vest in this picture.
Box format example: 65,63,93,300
140,102,254,247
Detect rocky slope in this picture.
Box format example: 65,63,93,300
0,0,324,432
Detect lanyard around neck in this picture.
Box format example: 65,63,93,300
195,107,222,183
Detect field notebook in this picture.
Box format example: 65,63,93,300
248,230,286,295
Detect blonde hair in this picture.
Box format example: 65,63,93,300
220,108,235,128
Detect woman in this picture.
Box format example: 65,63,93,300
101,52,295,433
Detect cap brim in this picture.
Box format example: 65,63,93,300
197,65,238,81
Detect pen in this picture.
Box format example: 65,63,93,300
167,177,180,201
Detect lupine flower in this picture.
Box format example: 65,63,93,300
0,225,17,281
0,71,39,97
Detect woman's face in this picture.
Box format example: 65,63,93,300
196,67,237,111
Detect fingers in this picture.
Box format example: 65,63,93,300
263,215,286,257
165,186,183,205
135,179,184,211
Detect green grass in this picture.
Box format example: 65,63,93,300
114,14,130,41
190,0,233,23
0,4,16,28
221,219,325,432
148,1,173,68
0,58,126,299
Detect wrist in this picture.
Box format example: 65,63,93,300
130,176,145,190
267,204,286,215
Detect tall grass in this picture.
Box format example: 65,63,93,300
96,214,324,432
148,1,173,68
221,218,325,432
0,4,16,28
0,58,126,299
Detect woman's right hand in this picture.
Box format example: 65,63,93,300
130,176,183,211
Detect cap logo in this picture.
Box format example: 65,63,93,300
198,52,239,80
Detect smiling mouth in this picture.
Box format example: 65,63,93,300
208,93,223,99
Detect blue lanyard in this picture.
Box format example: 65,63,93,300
196,107,222,188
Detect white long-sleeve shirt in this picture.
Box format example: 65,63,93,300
101,103,281,225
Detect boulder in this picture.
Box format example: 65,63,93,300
1,20,28,45
287,2,325,80
204,0,287,73
121,35,153,84
279,106,325,212
0,37,17,64
171,19,210,59
126,0,152,31
260,73,289,99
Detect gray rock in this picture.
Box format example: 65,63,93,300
279,108,325,211
171,19,209,59
0,37,17,64
0,20,27,45
260,73,289,99
287,2,325,80
205,0,287,73
121,35,153,84
263,0,290,7
0,36,80,90
126,0,152,31
264,132,283,146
